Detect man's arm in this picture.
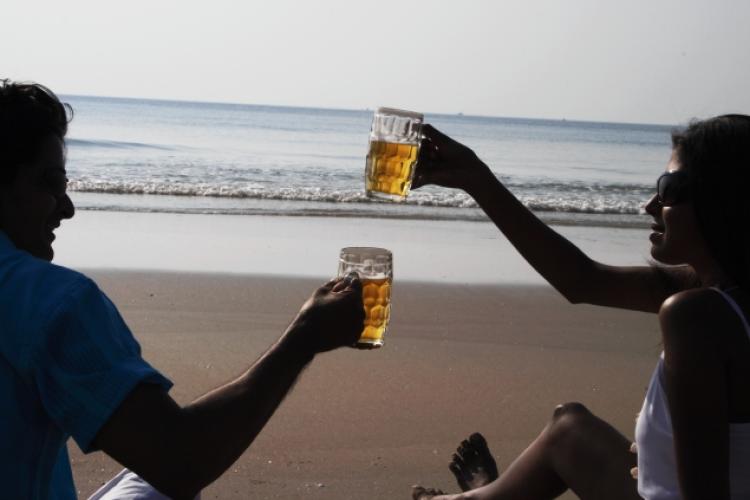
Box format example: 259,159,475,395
93,277,364,499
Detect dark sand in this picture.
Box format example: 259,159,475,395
70,271,659,499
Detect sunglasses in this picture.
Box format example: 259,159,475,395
656,170,691,206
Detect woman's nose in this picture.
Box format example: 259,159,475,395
644,193,661,217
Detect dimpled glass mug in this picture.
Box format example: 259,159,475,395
338,247,393,349
365,107,423,201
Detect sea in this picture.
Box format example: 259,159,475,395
62,95,674,229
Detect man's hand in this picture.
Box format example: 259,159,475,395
286,275,365,355
412,124,494,193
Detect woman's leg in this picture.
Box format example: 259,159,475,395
413,402,639,500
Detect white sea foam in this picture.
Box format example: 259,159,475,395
63,95,670,226
68,179,647,215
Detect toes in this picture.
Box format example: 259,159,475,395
449,461,461,475
468,433,495,467
459,438,470,452
412,485,427,499
469,432,490,451
449,460,470,492
412,485,444,499
459,440,481,463
457,439,472,459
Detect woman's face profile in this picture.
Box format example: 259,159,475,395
645,153,707,267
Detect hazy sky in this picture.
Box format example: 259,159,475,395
3,0,749,124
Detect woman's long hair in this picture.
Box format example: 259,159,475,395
672,114,750,289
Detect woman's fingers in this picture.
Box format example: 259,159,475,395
422,123,449,145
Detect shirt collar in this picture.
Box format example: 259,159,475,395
0,230,17,254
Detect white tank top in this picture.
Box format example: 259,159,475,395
634,288,750,499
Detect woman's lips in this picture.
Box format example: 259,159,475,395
649,222,664,243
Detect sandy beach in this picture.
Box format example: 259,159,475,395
50,210,660,498
67,271,660,499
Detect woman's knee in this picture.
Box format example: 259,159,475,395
547,402,595,444
552,401,591,421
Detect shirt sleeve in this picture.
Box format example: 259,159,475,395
31,278,173,453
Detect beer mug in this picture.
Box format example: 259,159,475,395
338,247,393,349
365,107,423,201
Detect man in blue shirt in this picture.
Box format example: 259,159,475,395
0,80,365,499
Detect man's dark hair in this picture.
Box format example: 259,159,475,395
672,114,750,288
0,79,72,183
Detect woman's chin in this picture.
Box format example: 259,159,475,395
650,245,683,266
649,236,670,264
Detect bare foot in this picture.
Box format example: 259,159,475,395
449,432,500,491
412,485,446,499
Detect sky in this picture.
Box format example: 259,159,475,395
3,0,749,125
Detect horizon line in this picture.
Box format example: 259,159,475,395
59,92,676,129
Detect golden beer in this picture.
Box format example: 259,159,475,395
358,277,392,348
338,246,393,349
365,140,419,199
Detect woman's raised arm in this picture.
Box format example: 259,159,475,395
413,124,695,313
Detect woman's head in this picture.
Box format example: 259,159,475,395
0,80,74,260
647,114,750,287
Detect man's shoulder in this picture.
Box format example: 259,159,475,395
0,251,97,318
0,251,104,367
4,253,91,290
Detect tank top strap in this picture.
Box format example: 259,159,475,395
711,287,750,339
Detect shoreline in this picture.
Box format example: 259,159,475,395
69,192,651,229
69,270,660,499
53,210,652,285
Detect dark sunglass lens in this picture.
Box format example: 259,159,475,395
657,175,671,204
657,172,688,206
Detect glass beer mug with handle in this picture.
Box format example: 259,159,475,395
338,247,393,349
365,107,423,201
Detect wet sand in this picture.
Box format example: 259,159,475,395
69,270,660,499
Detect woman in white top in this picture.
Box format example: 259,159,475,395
411,115,750,500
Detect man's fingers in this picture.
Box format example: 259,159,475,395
341,272,362,293
331,272,361,293
331,278,347,293
346,274,363,294
316,277,341,296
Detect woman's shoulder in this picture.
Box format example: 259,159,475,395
661,286,724,310
659,287,747,347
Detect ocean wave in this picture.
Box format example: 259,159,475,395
67,138,174,151
68,179,649,215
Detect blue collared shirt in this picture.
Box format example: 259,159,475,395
0,231,172,499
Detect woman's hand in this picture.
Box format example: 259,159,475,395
412,124,494,193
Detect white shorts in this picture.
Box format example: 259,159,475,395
88,468,201,500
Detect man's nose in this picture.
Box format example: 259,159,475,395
58,193,75,219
